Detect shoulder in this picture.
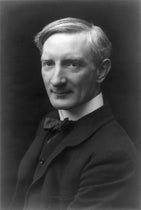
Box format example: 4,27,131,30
86,119,138,174
92,119,137,154
78,105,138,169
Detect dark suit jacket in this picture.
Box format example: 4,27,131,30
10,104,139,210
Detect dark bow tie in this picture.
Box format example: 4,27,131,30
43,117,73,132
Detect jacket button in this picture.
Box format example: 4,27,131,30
39,158,45,165
47,139,51,144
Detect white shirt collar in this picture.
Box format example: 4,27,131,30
58,92,104,121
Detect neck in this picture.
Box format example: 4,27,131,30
58,92,104,121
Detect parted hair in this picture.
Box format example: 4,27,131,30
34,17,112,66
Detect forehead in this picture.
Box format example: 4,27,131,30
42,33,92,59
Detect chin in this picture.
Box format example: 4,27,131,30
52,104,73,110
51,101,76,110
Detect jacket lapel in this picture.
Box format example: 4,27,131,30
32,104,114,184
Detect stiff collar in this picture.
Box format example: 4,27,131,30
58,92,104,121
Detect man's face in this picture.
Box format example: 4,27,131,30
41,33,99,110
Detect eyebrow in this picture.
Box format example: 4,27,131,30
63,58,84,62
41,58,87,66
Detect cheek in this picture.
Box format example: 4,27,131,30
41,70,45,81
72,77,88,98
77,73,94,88
77,73,96,94
41,71,50,85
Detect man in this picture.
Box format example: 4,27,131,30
10,17,139,210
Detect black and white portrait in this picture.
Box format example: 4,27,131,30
0,1,141,210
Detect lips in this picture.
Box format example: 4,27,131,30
51,89,71,95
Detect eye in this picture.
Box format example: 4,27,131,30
64,59,83,68
71,61,81,67
42,60,54,67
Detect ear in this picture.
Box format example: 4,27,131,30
96,58,111,83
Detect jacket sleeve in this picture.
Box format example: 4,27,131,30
67,149,138,210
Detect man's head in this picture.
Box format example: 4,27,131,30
35,17,112,110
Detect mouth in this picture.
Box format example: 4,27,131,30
51,90,71,96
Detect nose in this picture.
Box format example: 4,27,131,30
51,64,67,87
